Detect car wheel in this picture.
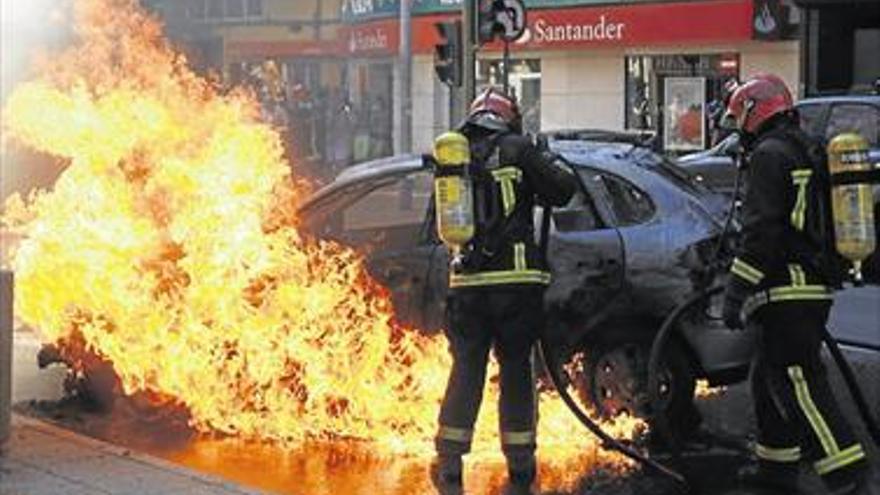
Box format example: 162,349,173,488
572,336,697,431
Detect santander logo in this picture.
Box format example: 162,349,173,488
349,27,389,53
522,14,627,45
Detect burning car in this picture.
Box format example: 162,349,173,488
298,131,753,431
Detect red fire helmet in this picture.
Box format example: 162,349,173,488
466,87,521,132
723,73,793,134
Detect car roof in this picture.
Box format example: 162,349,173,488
798,95,880,106
314,141,636,187
300,137,685,213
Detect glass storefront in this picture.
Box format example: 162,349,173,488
478,59,542,134
351,61,395,163
802,1,880,95
625,53,740,152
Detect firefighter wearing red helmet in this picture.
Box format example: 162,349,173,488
722,74,871,494
431,87,576,493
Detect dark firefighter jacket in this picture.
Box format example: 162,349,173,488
450,132,576,289
727,120,838,319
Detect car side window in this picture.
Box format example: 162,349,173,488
798,103,826,139
552,170,607,233
598,173,656,226
825,104,880,146
339,171,434,250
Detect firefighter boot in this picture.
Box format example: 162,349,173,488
505,452,537,490
430,455,463,495
827,470,876,495
736,463,801,494
830,482,877,495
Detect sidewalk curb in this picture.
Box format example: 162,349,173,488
7,414,263,494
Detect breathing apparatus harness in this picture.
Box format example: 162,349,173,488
647,125,880,471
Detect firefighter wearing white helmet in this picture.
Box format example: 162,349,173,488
430,87,575,493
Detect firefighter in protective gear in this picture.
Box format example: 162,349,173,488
431,88,576,492
721,74,871,494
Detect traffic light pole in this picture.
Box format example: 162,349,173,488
399,0,413,153
462,0,477,104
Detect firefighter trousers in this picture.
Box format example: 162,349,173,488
436,286,543,460
750,301,868,490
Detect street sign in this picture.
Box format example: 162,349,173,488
496,0,527,42
478,0,527,44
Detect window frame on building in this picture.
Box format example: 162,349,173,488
188,0,264,22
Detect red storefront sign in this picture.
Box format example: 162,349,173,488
413,0,752,54
344,19,401,57
326,0,754,58
513,0,753,50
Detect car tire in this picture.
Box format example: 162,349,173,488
573,334,699,436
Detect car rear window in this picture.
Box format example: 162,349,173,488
798,103,826,139
342,172,433,231
597,172,656,226
825,104,880,146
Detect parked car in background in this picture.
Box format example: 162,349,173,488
677,95,880,279
679,95,880,190
299,133,747,432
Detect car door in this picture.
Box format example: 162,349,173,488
593,163,709,315
544,166,626,331
318,170,448,331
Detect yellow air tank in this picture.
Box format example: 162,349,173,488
433,131,474,253
827,133,876,282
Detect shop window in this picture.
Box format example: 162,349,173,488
352,63,394,162
206,0,223,19
625,54,740,152
225,0,244,18
246,0,263,17
477,59,541,134
599,173,656,227
186,0,206,19
826,104,880,146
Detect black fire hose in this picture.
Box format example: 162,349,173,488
536,204,689,490
647,285,724,463
821,326,880,447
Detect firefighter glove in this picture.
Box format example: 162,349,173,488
722,279,749,330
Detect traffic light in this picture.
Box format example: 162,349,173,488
434,20,462,87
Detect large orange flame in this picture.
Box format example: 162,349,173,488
2,0,641,488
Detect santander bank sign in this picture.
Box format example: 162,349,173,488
530,15,626,44
511,0,752,50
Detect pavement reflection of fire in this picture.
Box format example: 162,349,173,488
23,343,660,495
19,340,765,495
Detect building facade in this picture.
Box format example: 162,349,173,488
342,0,802,156
145,0,350,177
143,0,808,163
